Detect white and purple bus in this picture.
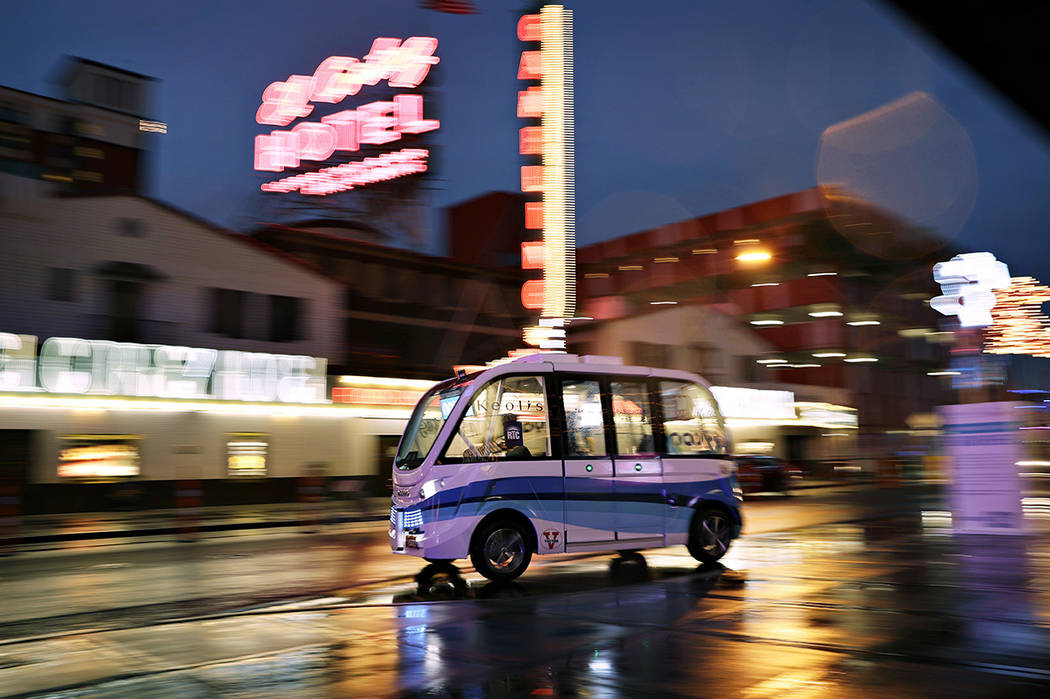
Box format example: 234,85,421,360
389,353,742,581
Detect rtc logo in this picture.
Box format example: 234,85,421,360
542,529,560,550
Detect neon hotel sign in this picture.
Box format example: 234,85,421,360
0,334,328,404
253,37,440,195
517,6,575,350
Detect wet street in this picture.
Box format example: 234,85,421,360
3,484,1050,697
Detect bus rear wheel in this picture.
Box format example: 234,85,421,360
470,520,532,582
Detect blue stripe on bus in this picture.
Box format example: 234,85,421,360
409,475,738,533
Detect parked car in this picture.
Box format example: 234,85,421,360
734,454,800,494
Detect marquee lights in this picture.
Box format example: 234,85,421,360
518,6,575,351
0,333,327,404
254,37,439,196
985,276,1050,358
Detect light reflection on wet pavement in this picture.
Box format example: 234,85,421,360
4,511,1050,697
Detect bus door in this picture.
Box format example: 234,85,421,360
559,377,616,547
609,377,664,542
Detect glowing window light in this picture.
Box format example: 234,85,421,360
812,352,845,358
756,358,788,364
985,277,1050,358
788,364,821,368
692,248,717,255
653,257,679,264
521,242,545,269
844,356,878,363
733,239,760,245
618,265,642,271
139,120,166,134
227,434,269,478
750,319,784,326
735,251,772,262
927,370,961,376
848,320,881,326
650,301,677,305
808,310,843,318
584,273,608,279
751,282,779,287
58,435,141,478
808,272,837,277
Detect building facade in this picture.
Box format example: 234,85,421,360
571,187,955,462
253,222,530,378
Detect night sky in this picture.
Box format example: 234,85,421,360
3,0,1049,280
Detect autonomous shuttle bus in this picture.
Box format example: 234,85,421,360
389,353,742,581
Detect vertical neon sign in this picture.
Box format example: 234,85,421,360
518,5,575,350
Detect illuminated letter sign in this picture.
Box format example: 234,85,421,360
253,38,440,196
0,334,328,404
518,6,576,351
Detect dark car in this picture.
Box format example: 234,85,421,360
734,454,801,494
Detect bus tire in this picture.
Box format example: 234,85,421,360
687,504,734,565
470,519,532,582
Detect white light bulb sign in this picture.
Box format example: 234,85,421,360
931,252,1011,328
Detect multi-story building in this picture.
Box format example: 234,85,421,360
0,58,156,201
570,187,955,462
252,221,530,378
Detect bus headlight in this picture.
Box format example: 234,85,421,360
419,479,439,500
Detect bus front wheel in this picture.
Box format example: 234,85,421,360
470,520,532,582
687,505,734,565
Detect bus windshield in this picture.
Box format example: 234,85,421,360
395,380,467,470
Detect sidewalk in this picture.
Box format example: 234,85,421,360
12,498,393,546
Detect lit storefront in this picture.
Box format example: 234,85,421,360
0,333,425,512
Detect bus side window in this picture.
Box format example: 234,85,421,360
658,381,727,455
610,379,655,456
561,379,606,457
443,374,551,462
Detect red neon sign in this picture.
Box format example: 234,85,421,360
254,37,439,196
257,38,440,126
261,148,428,196
521,242,545,269
521,279,545,310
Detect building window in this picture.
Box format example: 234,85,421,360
227,434,269,478
210,288,245,338
269,295,303,342
46,268,78,302
58,435,141,478
118,218,145,237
